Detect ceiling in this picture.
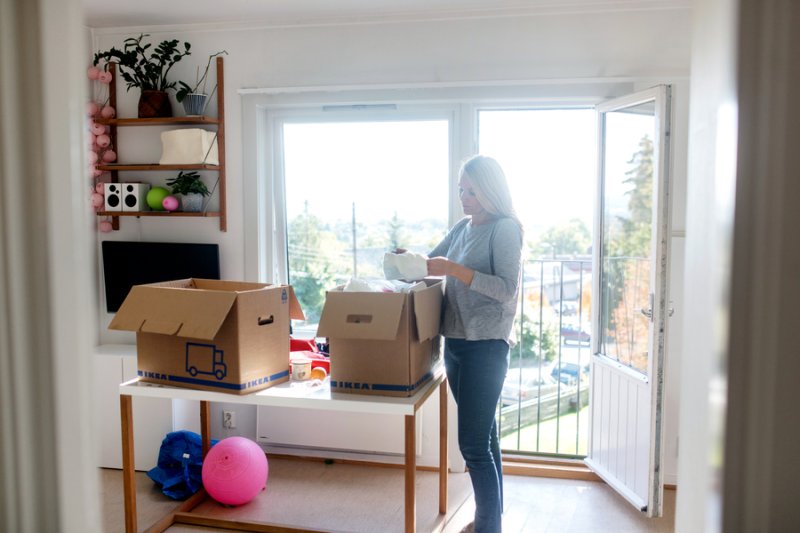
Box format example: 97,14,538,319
82,0,687,29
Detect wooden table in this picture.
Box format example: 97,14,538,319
119,373,448,532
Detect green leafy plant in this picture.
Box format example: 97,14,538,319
93,34,191,92
166,171,210,196
175,51,228,102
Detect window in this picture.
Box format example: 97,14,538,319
276,112,451,335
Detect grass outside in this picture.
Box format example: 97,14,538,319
500,405,590,456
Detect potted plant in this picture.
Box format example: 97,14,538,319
93,34,192,118
166,170,210,212
175,51,228,116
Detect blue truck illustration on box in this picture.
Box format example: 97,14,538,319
185,342,227,380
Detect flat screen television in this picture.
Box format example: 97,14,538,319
102,241,221,312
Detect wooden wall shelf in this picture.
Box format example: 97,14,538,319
98,58,227,232
96,116,219,126
96,211,221,218
98,164,220,171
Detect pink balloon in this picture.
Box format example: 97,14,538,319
90,192,104,208
92,167,104,177
96,134,111,148
91,122,105,136
87,133,96,146
87,66,100,80
101,150,116,163
100,105,116,119
98,220,113,233
202,437,268,506
95,182,105,193
162,195,179,211
98,71,113,84
86,101,99,116
87,151,98,164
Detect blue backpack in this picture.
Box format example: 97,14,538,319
147,430,217,500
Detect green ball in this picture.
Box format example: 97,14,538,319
146,187,170,211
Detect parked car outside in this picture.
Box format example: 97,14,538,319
550,361,590,385
560,323,591,345
501,367,560,406
553,300,579,317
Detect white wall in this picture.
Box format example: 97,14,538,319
676,0,737,529
91,6,692,473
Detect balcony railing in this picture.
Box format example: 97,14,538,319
290,257,593,458
499,258,592,459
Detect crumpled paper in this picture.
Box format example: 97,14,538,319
383,251,428,281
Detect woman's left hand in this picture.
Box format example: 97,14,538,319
426,257,450,276
427,257,475,285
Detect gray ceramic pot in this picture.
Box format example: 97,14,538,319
180,192,205,212
182,93,208,116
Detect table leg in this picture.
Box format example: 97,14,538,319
120,394,137,533
405,414,416,533
439,379,448,514
200,400,211,457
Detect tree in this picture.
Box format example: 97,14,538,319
288,202,347,323
615,135,653,258
530,219,591,259
604,135,653,369
385,211,406,251
510,313,558,367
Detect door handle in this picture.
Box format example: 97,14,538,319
640,293,655,322
640,299,674,319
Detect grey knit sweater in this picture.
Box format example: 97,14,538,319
429,216,523,342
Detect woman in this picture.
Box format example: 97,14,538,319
427,155,523,533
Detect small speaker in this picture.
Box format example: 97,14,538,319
121,183,151,212
103,183,122,211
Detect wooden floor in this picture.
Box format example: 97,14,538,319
99,457,675,532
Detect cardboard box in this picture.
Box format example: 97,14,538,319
317,279,443,397
109,278,304,394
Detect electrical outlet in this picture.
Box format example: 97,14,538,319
222,410,236,429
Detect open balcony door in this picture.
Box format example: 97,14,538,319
586,86,672,517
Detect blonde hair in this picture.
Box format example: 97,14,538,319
460,155,523,231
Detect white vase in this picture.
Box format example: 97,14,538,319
180,193,205,212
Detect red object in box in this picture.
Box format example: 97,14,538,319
290,337,317,352
290,337,330,375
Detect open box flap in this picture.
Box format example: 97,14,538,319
317,290,405,340
412,281,443,341
108,284,237,340
285,285,306,321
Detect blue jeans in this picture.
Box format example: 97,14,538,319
445,338,509,533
